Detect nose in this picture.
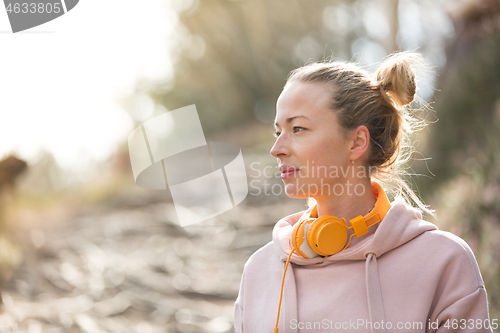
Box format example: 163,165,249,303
270,134,290,158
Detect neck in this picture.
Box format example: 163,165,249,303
313,178,376,226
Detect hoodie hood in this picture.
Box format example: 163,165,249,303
273,195,438,265
271,194,439,333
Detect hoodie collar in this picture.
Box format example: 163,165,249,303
272,196,438,265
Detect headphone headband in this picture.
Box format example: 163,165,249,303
305,181,389,237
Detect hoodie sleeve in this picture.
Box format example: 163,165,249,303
429,231,493,333
233,268,245,333
234,294,244,333
435,286,493,333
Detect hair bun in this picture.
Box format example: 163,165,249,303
374,52,421,108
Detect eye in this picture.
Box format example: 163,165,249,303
273,127,305,138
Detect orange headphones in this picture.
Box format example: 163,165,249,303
274,181,391,333
291,181,391,258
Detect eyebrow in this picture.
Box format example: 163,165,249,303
274,115,310,128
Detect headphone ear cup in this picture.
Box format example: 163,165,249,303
307,217,348,256
292,219,320,259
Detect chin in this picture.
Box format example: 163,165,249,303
284,178,341,198
284,182,310,199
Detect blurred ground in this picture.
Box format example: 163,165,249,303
0,150,305,333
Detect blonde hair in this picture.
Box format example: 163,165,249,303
286,51,437,219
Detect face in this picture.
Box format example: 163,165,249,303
271,81,353,199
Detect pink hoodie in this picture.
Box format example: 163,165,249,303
234,196,494,333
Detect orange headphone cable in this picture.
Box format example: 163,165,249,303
275,247,295,333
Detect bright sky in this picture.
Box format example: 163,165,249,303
0,0,185,175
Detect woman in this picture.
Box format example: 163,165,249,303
233,52,494,333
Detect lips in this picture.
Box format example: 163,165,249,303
279,165,300,179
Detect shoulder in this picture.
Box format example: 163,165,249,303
243,241,277,270
412,229,485,288
417,229,478,261
238,241,284,294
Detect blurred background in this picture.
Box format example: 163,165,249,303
0,0,499,331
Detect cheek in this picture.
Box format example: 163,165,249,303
302,136,349,177
310,136,346,161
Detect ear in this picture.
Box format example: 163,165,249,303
348,125,370,162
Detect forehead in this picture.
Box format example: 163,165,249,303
275,81,334,125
